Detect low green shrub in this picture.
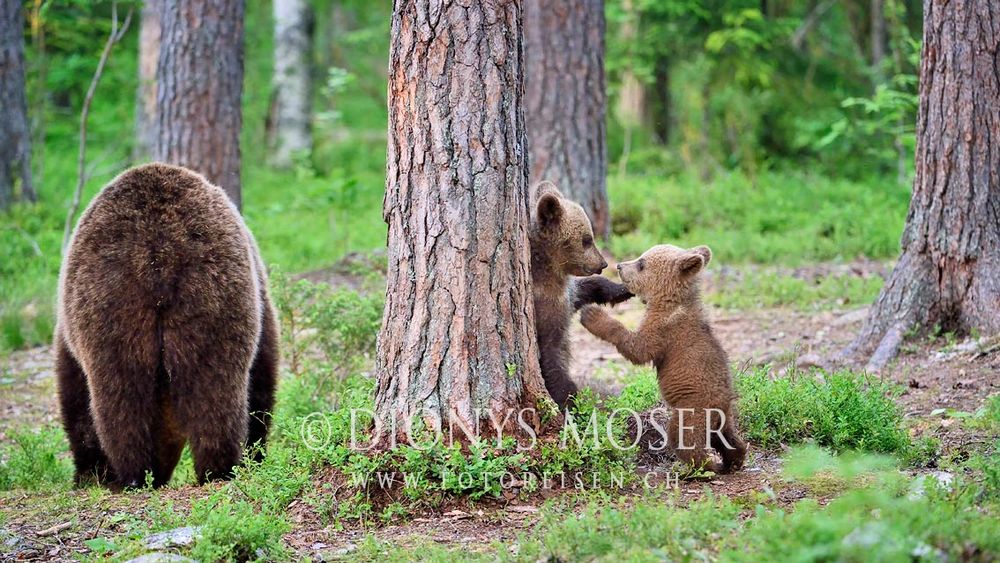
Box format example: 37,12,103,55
736,367,911,455
0,425,73,491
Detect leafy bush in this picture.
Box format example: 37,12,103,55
736,367,911,455
0,425,73,491
189,498,289,562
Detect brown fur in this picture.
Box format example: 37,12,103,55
580,244,747,473
529,182,632,409
56,163,279,489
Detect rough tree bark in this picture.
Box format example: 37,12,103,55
0,0,35,208
155,0,245,209
375,0,548,445
134,0,160,162
267,0,312,168
524,0,609,239
843,0,1000,371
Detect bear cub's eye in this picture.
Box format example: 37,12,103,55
637,259,645,272
582,235,594,248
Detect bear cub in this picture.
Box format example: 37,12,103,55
56,163,279,489
580,244,746,473
529,182,632,409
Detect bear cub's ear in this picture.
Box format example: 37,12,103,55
536,193,563,228
679,245,712,274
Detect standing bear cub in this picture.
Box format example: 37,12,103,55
56,163,278,489
529,182,632,408
580,244,746,473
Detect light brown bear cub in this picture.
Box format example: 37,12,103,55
580,244,746,473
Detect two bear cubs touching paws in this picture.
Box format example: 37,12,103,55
529,182,746,474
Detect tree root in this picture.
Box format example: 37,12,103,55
864,321,908,373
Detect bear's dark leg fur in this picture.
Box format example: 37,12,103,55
246,302,279,461
162,326,251,484
55,332,114,486
572,276,633,311
86,336,161,490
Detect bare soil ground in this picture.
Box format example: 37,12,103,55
2,261,998,560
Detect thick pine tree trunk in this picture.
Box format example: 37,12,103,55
845,0,1000,371
134,0,160,162
524,0,609,239
0,0,35,208
375,0,547,445
267,0,312,168
155,0,245,209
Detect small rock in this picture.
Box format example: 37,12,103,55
126,554,196,563
831,308,869,327
909,471,954,499
795,354,828,371
143,526,202,550
1,530,24,549
333,544,358,556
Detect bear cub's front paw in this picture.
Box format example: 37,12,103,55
579,304,611,333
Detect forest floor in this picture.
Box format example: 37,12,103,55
1,261,998,560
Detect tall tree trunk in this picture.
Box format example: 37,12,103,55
0,0,35,208
375,0,547,445
155,0,245,209
844,0,1000,371
524,0,609,239
267,0,312,168
134,0,161,162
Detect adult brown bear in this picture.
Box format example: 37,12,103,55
56,163,278,489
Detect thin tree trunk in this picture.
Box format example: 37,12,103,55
870,0,886,83
844,0,1000,371
0,0,35,208
134,0,161,162
524,0,609,239
375,0,547,446
651,57,671,145
267,0,312,168
155,0,245,209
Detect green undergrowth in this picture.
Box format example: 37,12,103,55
348,442,1000,562
706,268,885,311
608,170,910,265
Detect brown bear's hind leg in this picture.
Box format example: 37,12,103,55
246,303,279,462
55,333,113,486
713,419,747,473
669,408,723,475
87,360,160,489
163,332,250,484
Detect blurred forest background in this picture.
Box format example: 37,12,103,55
0,0,921,353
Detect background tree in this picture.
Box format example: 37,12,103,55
843,0,1000,371
375,0,547,443
267,0,313,168
155,0,245,208
133,0,160,162
0,0,36,209
524,0,610,239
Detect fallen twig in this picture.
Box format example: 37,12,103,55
36,522,72,537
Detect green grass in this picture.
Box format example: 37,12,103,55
608,170,909,264
347,444,1000,562
706,269,885,311
736,367,914,456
